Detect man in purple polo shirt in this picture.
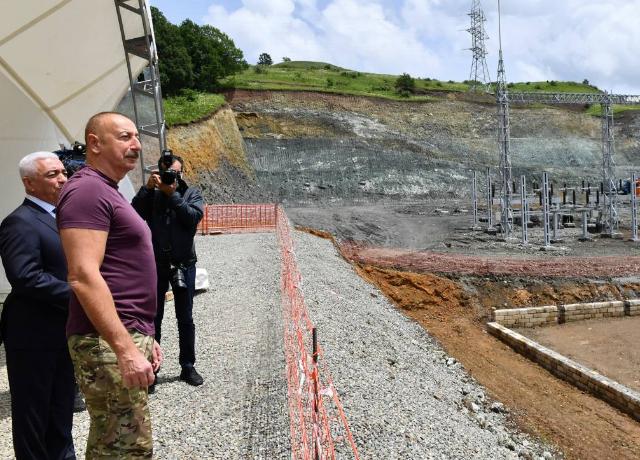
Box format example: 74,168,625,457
57,112,163,458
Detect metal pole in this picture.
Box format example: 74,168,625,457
487,167,494,230
472,171,479,229
521,175,528,245
632,173,638,242
542,172,551,248
581,210,588,240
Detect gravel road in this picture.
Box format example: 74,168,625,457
0,231,556,459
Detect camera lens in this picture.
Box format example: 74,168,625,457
161,169,177,185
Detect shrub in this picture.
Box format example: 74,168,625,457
257,53,273,66
395,73,416,94
549,80,557,86
583,78,590,85
254,65,266,74
326,78,334,88
178,88,198,101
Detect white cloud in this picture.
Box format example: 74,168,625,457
203,0,640,94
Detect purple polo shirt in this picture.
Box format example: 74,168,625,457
57,166,156,337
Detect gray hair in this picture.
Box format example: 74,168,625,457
18,151,59,178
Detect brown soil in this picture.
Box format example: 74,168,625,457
517,316,640,393
353,263,640,460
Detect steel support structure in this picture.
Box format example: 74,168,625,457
493,90,640,239
486,167,494,230
542,172,551,248
497,88,512,238
600,97,618,236
495,0,512,239
472,171,481,229
115,0,167,182
467,0,491,92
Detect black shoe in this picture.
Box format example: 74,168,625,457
148,373,158,394
180,367,204,386
73,389,86,413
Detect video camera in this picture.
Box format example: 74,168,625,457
53,141,86,178
159,149,181,185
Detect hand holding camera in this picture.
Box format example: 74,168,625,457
146,149,182,196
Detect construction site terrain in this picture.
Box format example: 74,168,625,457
171,89,640,459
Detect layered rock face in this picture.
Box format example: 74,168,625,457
169,90,640,205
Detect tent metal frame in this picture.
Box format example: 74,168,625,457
114,0,166,182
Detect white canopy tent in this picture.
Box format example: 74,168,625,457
0,0,153,295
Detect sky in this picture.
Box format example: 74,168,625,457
149,0,640,95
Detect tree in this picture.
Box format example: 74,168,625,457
150,7,248,93
151,7,193,95
179,20,248,92
258,53,273,66
395,73,415,95
282,57,291,62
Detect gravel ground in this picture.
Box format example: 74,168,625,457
0,231,557,459
293,230,558,460
0,233,290,459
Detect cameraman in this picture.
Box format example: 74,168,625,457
132,151,204,388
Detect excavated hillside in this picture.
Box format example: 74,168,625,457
228,89,640,204
167,89,640,209
164,106,269,203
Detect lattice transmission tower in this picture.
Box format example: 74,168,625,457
495,0,512,238
467,0,491,91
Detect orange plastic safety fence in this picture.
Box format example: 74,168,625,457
275,206,360,460
198,203,359,458
197,204,277,234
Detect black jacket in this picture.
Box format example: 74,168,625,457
0,199,70,349
131,179,204,266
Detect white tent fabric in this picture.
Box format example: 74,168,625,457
0,0,151,295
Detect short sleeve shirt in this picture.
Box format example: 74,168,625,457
57,166,157,337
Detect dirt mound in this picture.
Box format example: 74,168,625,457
358,266,467,314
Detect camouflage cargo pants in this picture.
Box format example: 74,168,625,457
68,332,154,459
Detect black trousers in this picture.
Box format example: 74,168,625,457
5,347,76,460
155,263,197,368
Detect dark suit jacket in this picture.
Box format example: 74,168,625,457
0,199,70,350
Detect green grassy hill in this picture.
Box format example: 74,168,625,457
163,61,639,125
221,60,604,99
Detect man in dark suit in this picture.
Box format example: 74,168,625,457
0,151,76,459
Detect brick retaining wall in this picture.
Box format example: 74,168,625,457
560,301,624,322
487,322,640,421
492,300,635,328
492,305,557,328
